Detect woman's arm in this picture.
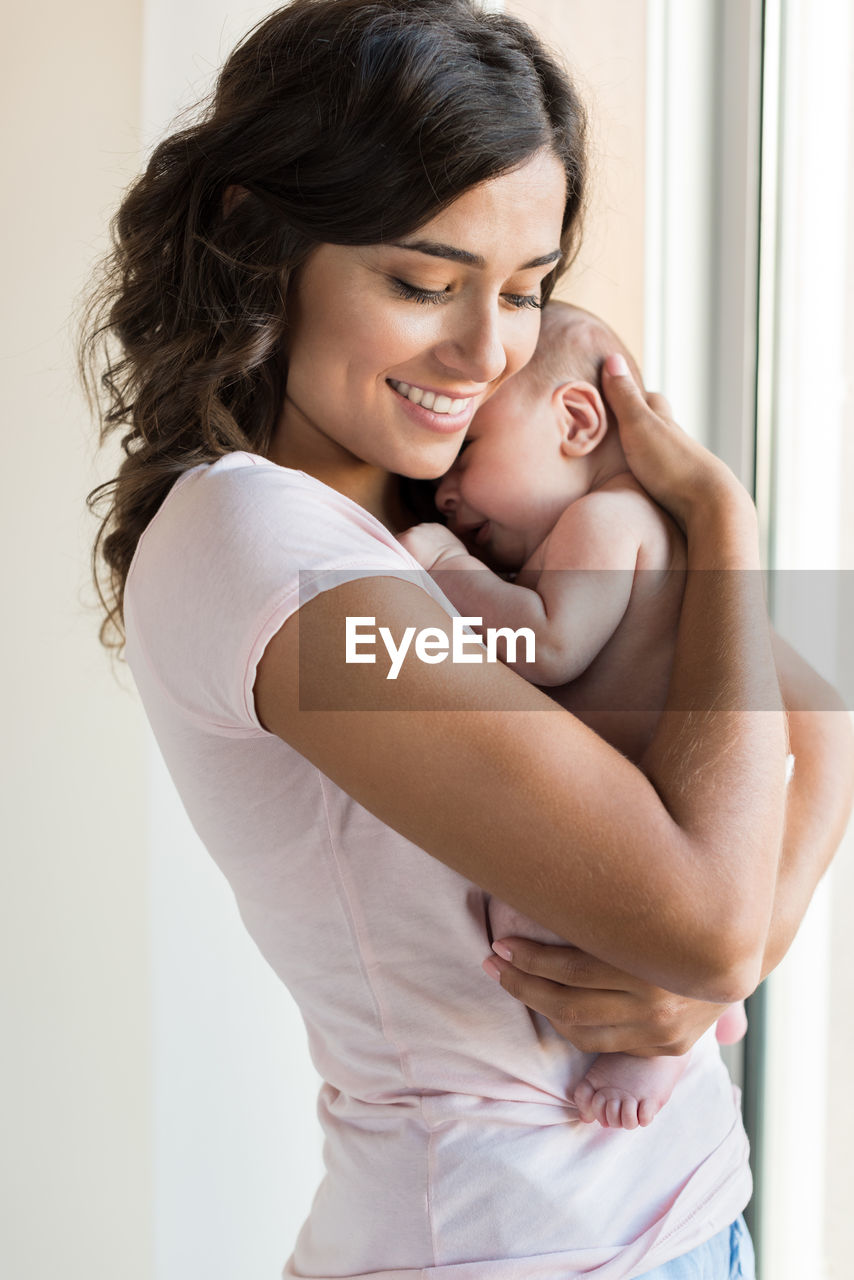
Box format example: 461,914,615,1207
254,367,788,1004
760,630,854,976
481,632,854,1055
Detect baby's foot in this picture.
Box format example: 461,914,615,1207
715,1001,748,1045
573,1051,689,1130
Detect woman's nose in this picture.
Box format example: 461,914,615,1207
433,304,507,386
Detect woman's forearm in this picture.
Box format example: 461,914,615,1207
638,495,788,987
761,634,854,977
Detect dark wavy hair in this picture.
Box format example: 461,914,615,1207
76,0,588,650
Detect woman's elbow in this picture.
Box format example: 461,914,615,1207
688,917,767,1004
672,952,761,1005
700,948,763,1005
665,899,769,1004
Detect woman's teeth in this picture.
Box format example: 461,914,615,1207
389,380,470,416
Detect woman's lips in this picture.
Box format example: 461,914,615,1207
388,377,475,414
387,379,476,435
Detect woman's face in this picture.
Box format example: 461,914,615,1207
276,149,568,484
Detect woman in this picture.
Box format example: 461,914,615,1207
78,1,852,1276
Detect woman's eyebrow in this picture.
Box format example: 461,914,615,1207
389,240,562,270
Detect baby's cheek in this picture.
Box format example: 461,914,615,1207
487,896,569,948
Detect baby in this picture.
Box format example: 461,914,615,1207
399,301,749,1131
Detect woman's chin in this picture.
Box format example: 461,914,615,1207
396,458,456,485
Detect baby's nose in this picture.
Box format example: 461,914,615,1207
434,476,458,516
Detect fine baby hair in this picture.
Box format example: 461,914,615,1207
525,300,644,413
76,0,588,651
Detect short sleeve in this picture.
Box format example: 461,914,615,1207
124,453,432,734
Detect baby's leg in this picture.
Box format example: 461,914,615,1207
573,1052,688,1129
575,1003,748,1128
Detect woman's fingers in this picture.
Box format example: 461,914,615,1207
483,961,642,1054
601,355,663,432
490,938,644,992
645,390,672,418
483,942,730,1055
601,354,741,527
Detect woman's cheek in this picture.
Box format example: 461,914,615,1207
508,314,543,376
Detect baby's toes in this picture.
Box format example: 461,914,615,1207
592,1091,611,1127
574,1083,646,1130
606,1097,625,1128
599,1090,640,1130
618,1095,640,1129
637,1096,659,1127
572,1079,598,1124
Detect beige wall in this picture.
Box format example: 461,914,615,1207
506,0,647,364
0,4,152,1278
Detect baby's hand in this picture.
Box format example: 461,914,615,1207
398,522,470,570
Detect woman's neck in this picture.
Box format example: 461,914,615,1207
265,396,418,532
265,435,408,532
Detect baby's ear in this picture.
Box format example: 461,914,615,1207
554,381,608,457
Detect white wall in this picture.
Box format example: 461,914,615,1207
756,2,853,1276
1,3,152,1278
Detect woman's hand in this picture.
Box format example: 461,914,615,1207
602,355,751,532
484,936,729,1057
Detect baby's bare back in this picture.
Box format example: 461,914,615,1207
547,476,686,762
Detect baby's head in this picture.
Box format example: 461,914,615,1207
434,301,642,569
521,301,643,427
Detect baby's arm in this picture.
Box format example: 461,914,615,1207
400,494,642,686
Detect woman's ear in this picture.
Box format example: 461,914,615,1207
554,381,608,457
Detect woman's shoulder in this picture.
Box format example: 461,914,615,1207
162,450,405,547
129,451,417,591
123,451,423,733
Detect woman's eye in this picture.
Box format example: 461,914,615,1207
392,278,450,305
391,278,541,310
503,293,543,311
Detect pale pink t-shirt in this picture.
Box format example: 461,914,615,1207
124,451,752,1280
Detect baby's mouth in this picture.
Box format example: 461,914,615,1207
454,518,491,548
